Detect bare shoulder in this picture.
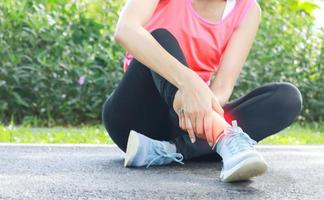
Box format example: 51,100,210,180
239,0,262,29
250,0,262,19
247,1,262,24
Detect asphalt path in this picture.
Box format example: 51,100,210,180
0,144,323,200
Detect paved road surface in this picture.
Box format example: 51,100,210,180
0,144,323,200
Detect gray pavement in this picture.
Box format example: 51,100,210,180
0,144,324,200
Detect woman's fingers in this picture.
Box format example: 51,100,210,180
178,110,182,129
180,109,186,130
188,113,196,134
184,113,196,143
177,109,184,130
195,112,204,135
204,111,214,146
187,112,206,140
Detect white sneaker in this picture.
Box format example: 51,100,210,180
124,130,184,168
215,120,268,182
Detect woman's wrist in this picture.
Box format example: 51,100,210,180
173,65,199,89
213,92,230,107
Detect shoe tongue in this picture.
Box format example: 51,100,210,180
215,123,243,153
231,120,238,127
225,126,237,136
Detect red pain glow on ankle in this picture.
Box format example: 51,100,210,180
223,111,234,124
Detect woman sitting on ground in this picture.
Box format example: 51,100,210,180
102,0,302,182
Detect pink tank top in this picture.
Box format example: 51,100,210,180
123,0,256,85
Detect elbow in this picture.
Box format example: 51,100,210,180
114,20,143,44
113,20,127,43
113,27,125,44
114,23,135,44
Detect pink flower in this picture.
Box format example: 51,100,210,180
78,76,85,86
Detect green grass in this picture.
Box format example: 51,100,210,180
0,122,323,144
0,125,111,144
261,122,324,144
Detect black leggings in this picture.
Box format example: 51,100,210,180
102,29,303,160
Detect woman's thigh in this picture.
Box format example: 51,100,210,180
102,58,174,152
223,82,303,141
102,28,192,152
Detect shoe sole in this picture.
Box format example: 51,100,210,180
221,155,268,182
124,130,140,167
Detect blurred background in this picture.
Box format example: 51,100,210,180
0,0,323,144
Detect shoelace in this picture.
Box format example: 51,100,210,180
146,144,184,168
212,120,256,154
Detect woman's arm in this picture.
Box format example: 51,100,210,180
115,0,195,88
209,2,262,106
115,0,224,145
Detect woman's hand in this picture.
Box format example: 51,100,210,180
174,72,224,146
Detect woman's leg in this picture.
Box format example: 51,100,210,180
102,28,189,152
102,28,303,161
173,82,302,161
187,82,303,161
223,82,303,142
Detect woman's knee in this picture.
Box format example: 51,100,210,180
102,97,128,150
149,28,187,66
273,82,303,117
102,96,122,136
102,97,114,132
150,28,177,42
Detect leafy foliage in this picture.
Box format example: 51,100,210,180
0,0,124,125
0,0,323,126
233,0,323,121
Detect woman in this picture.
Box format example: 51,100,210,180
102,0,303,182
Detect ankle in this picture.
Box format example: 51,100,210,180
211,112,231,141
212,111,231,128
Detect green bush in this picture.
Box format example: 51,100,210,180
0,0,124,125
0,0,323,125
233,0,323,121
